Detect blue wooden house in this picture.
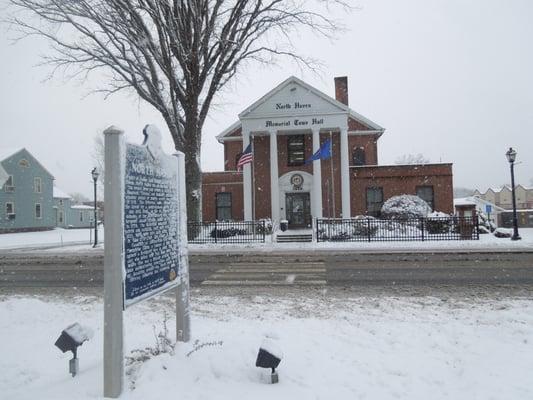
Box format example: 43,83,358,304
0,148,55,232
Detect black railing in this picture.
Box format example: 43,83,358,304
316,216,479,242
187,220,267,244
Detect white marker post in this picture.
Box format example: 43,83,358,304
175,152,190,342
103,126,125,398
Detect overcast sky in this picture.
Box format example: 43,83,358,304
1,0,532,199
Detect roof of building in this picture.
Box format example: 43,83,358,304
71,204,94,210
53,187,72,199
216,76,385,143
0,147,55,179
0,147,24,162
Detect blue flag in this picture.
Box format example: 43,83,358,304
305,139,332,164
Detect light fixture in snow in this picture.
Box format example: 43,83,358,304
256,337,283,384
54,322,93,377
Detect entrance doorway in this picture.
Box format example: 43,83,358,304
285,192,311,229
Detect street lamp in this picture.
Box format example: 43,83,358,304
91,167,100,247
505,147,521,241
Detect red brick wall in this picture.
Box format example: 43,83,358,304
253,136,272,219
350,164,454,215
224,140,243,171
202,172,243,221
320,132,342,217
348,134,379,166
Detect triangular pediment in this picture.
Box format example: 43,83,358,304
239,76,349,119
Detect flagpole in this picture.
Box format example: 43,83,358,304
329,130,336,218
251,134,255,221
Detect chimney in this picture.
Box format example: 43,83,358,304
334,76,349,106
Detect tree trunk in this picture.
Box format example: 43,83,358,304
182,116,202,225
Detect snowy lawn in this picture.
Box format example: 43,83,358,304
1,290,532,399
0,227,102,250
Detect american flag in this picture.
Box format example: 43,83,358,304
237,144,253,170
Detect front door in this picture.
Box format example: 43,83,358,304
285,192,311,229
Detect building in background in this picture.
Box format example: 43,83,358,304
1,147,98,233
473,186,533,210
203,76,454,229
0,148,55,232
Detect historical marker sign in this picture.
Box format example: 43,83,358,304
123,134,181,306
104,124,190,398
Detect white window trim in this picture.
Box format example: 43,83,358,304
34,177,42,193
4,175,14,192
6,202,15,216
35,203,42,219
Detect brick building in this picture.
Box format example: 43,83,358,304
202,76,453,228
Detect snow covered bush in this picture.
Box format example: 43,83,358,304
381,195,431,221
352,215,378,237
256,218,273,235
425,211,452,234
210,227,246,238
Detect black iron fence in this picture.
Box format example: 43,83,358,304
187,220,267,244
316,216,479,242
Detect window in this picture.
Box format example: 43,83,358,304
80,211,84,222
416,185,434,211
216,192,232,221
35,203,42,219
6,202,15,218
366,187,384,217
287,135,305,166
34,177,42,193
59,199,63,206
352,147,366,166
59,211,64,224
4,175,14,192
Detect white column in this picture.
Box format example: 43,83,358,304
243,131,252,220
340,127,351,218
312,128,323,219
270,130,280,223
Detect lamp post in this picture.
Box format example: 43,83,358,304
505,147,521,241
91,167,100,247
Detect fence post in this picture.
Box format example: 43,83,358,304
262,220,265,243
367,218,371,242
475,216,479,240
214,221,217,244
316,218,319,242
420,218,425,241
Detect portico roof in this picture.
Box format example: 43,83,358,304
216,76,384,143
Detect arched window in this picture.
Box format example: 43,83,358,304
352,147,366,166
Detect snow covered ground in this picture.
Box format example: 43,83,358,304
1,290,532,399
0,227,102,250
1,227,532,252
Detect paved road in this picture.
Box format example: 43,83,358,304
1,249,532,288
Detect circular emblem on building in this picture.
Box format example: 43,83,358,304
290,173,304,188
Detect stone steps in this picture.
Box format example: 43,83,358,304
276,234,313,243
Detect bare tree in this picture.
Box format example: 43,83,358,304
69,192,90,204
395,153,431,165
6,0,349,222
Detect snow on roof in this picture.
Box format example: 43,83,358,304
71,204,94,210
0,147,24,162
53,187,72,199
454,197,477,206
